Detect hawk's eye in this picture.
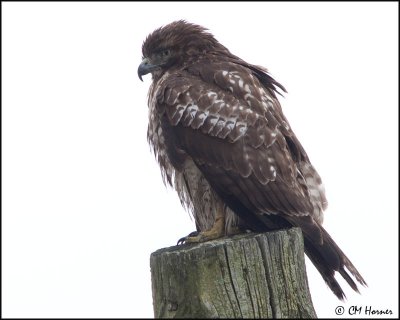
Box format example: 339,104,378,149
163,49,170,57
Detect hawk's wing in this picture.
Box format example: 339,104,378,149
155,61,325,227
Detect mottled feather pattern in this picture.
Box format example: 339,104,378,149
149,59,326,221
148,65,324,229
147,72,242,233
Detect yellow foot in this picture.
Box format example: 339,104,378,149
183,217,225,244
185,230,222,243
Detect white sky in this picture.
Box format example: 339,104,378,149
2,2,398,318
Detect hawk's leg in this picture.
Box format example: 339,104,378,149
184,210,225,243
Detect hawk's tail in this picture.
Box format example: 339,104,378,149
217,191,367,299
303,225,367,300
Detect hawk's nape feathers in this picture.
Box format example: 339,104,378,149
138,20,366,300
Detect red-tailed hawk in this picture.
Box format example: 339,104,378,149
138,20,366,299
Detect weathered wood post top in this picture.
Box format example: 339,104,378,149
150,227,317,318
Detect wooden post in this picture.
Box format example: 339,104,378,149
150,227,316,318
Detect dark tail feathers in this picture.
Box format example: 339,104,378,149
303,225,367,300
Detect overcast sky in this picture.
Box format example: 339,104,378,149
2,2,398,318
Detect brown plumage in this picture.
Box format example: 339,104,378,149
138,20,366,300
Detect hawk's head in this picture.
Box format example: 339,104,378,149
138,20,229,81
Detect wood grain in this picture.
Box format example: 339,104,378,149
150,228,316,318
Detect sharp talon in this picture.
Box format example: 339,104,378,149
177,231,199,245
177,237,185,246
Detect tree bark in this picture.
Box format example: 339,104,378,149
150,227,317,318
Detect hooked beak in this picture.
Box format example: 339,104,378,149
138,58,160,81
